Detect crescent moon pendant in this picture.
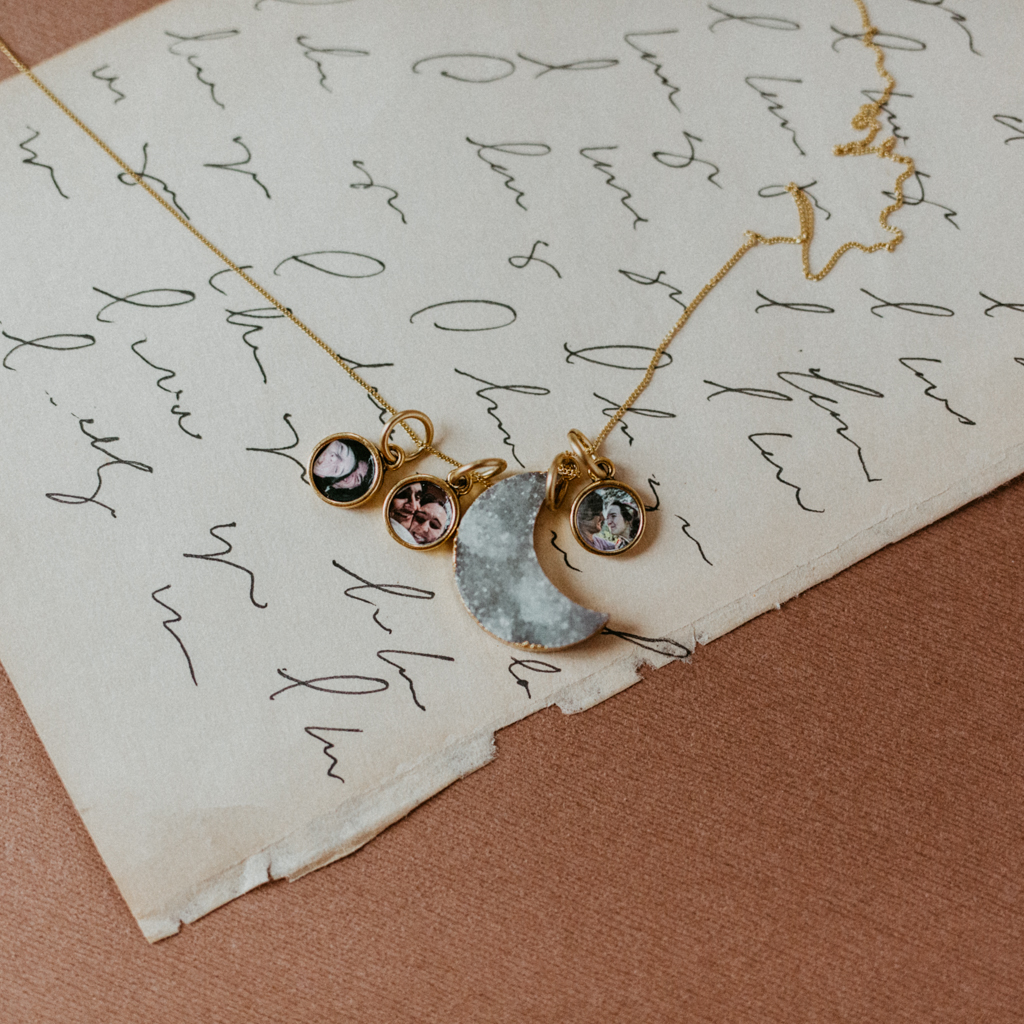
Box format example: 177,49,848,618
453,473,609,650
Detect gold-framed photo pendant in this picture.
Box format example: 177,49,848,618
308,408,436,510
558,429,646,556
570,479,647,556
308,432,384,508
383,474,461,551
383,457,507,552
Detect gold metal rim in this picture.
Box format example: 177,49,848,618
382,473,461,551
307,433,385,508
568,479,647,557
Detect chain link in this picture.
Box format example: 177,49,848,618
1,0,908,474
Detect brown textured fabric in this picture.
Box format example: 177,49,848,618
1,3,1022,1020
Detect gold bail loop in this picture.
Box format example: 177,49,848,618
380,409,434,469
545,452,580,511
567,429,615,481
447,458,507,496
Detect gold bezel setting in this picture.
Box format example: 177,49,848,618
308,433,385,508
382,474,461,551
569,479,647,556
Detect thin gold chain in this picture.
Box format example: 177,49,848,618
0,33,461,467
586,0,914,456
1,0,910,473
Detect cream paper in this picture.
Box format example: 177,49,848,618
1,0,1020,940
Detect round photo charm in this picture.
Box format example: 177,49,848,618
308,433,384,508
383,474,460,551
569,480,646,556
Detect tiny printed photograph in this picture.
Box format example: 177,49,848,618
386,477,457,549
573,484,644,554
310,435,379,506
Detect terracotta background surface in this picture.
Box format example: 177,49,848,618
1,2,1022,1020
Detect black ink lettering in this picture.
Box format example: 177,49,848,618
376,650,455,712
565,343,672,371
273,250,385,278
980,292,1024,317
579,146,648,229
90,64,125,103
652,131,722,188
271,670,388,700
601,628,691,659
46,417,153,517
994,114,1024,145
860,288,954,318
296,34,368,91
748,432,824,513
704,379,792,401
594,392,675,445
454,368,549,468
904,0,979,56
165,30,239,108
830,24,926,52
412,53,516,83
183,522,267,608
623,30,682,113
883,169,958,229
208,265,253,294
708,5,799,32
509,240,561,278
204,136,271,198
2,327,95,371
410,300,517,332
350,160,406,223
645,475,661,512
508,657,560,699
465,137,551,211
151,585,198,686
303,727,363,783
754,289,834,314
246,413,307,481
776,369,883,482
93,286,195,323
18,128,68,198
759,180,831,219
331,561,435,634
117,142,189,219
225,306,284,383
367,392,390,424
898,357,975,425
516,52,618,77
549,531,582,572
618,268,687,307
862,88,913,144
675,514,713,565
744,76,805,155
130,337,201,439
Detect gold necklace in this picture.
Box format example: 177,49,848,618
0,0,914,650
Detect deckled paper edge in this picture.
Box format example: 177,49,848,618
137,730,496,942
553,442,1024,715
137,440,1024,940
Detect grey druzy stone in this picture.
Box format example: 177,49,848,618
454,472,608,650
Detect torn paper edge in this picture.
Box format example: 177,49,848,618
134,441,1024,941
136,729,495,942
553,443,1024,715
